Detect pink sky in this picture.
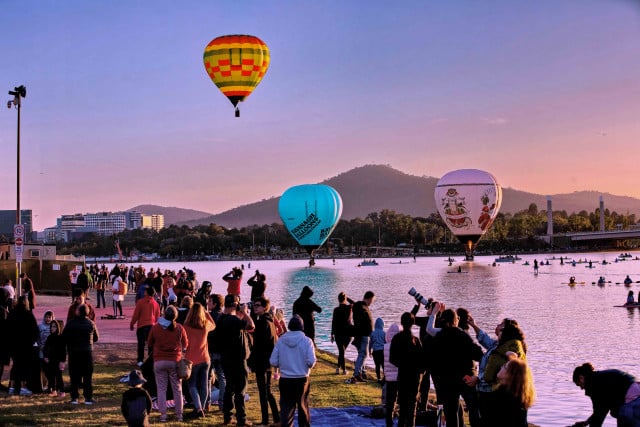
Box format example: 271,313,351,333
1,1,639,230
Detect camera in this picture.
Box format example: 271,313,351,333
408,287,429,306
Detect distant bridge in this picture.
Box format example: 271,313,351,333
557,229,640,242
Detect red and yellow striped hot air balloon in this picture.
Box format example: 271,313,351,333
203,35,270,117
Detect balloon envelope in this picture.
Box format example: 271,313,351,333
278,184,343,254
203,35,269,114
434,169,502,252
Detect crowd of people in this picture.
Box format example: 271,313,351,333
1,262,639,427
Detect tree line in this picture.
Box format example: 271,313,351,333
57,203,640,258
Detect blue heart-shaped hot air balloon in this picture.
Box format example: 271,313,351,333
278,184,343,255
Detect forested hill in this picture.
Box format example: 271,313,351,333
131,165,640,228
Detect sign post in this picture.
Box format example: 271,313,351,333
14,224,24,296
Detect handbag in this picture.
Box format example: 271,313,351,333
177,357,192,380
176,325,192,380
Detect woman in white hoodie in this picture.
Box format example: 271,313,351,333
270,315,316,427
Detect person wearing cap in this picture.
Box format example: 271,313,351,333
270,315,316,427
121,369,152,427
147,306,188,422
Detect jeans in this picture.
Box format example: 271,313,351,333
618,397,640,427
95,290,106,308
188,361,210,411
335,335,351,371
255,369,280,424
354,336,370,377
154,359,183,418
209,352,225,405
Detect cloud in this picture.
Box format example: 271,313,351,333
481,117,508,126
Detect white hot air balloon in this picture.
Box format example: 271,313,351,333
434,169,502,259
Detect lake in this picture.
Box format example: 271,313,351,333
120,252,640,426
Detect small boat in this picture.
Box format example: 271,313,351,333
358,259,379,267
495,255,522,263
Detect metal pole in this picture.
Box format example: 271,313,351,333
16,97,22,297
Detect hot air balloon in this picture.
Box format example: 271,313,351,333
434,169,502,260
278,184,343,264
203,34,270,117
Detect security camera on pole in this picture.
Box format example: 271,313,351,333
8,85,26,296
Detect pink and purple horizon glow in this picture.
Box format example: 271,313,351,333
1,1,639,231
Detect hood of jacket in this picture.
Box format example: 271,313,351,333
300,285,314,298
386,323,400,342
280,330,307,348
158,317,172,329
375,317,384,330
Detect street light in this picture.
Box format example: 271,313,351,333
8,85,26,296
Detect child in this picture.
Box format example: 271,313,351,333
272,307,287,380
370,317,386,382
43,320,66,397
121,369,152,427
38,311,55,392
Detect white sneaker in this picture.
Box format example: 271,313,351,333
19,388,33,396
8,387,15,394
136,361,144,367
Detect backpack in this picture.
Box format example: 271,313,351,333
117,280,128,296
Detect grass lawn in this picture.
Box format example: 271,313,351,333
0,343,383,426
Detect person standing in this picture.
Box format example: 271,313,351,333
247,270,267,302
249,296,280,426
222,267,243,298
121,369,153,427
63,304,99,404
207,293,226,409
147,306,188,422
383,323,401,427
493,356,535,427
7,295,39,396
371,317,386,382
571,362,640,427
219,295,255,427
130,286,161,367
292,286,322,343
270,315,317,427
184,302,215,419
429,307,483,427
350,291,375,383
112,275,127,317
67,288,96,323
331,292,354,375
76,267,93,299
20,272,36,310
390,312,424,427
43,320,66,397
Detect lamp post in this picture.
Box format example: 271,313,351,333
8,85,26,297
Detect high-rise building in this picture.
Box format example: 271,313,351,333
0,210,33,241
84,212,127,235
142,214,165,231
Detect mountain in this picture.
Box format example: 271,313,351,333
129,205,213,225
142,165,640,228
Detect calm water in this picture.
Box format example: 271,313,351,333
126,252,640,426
